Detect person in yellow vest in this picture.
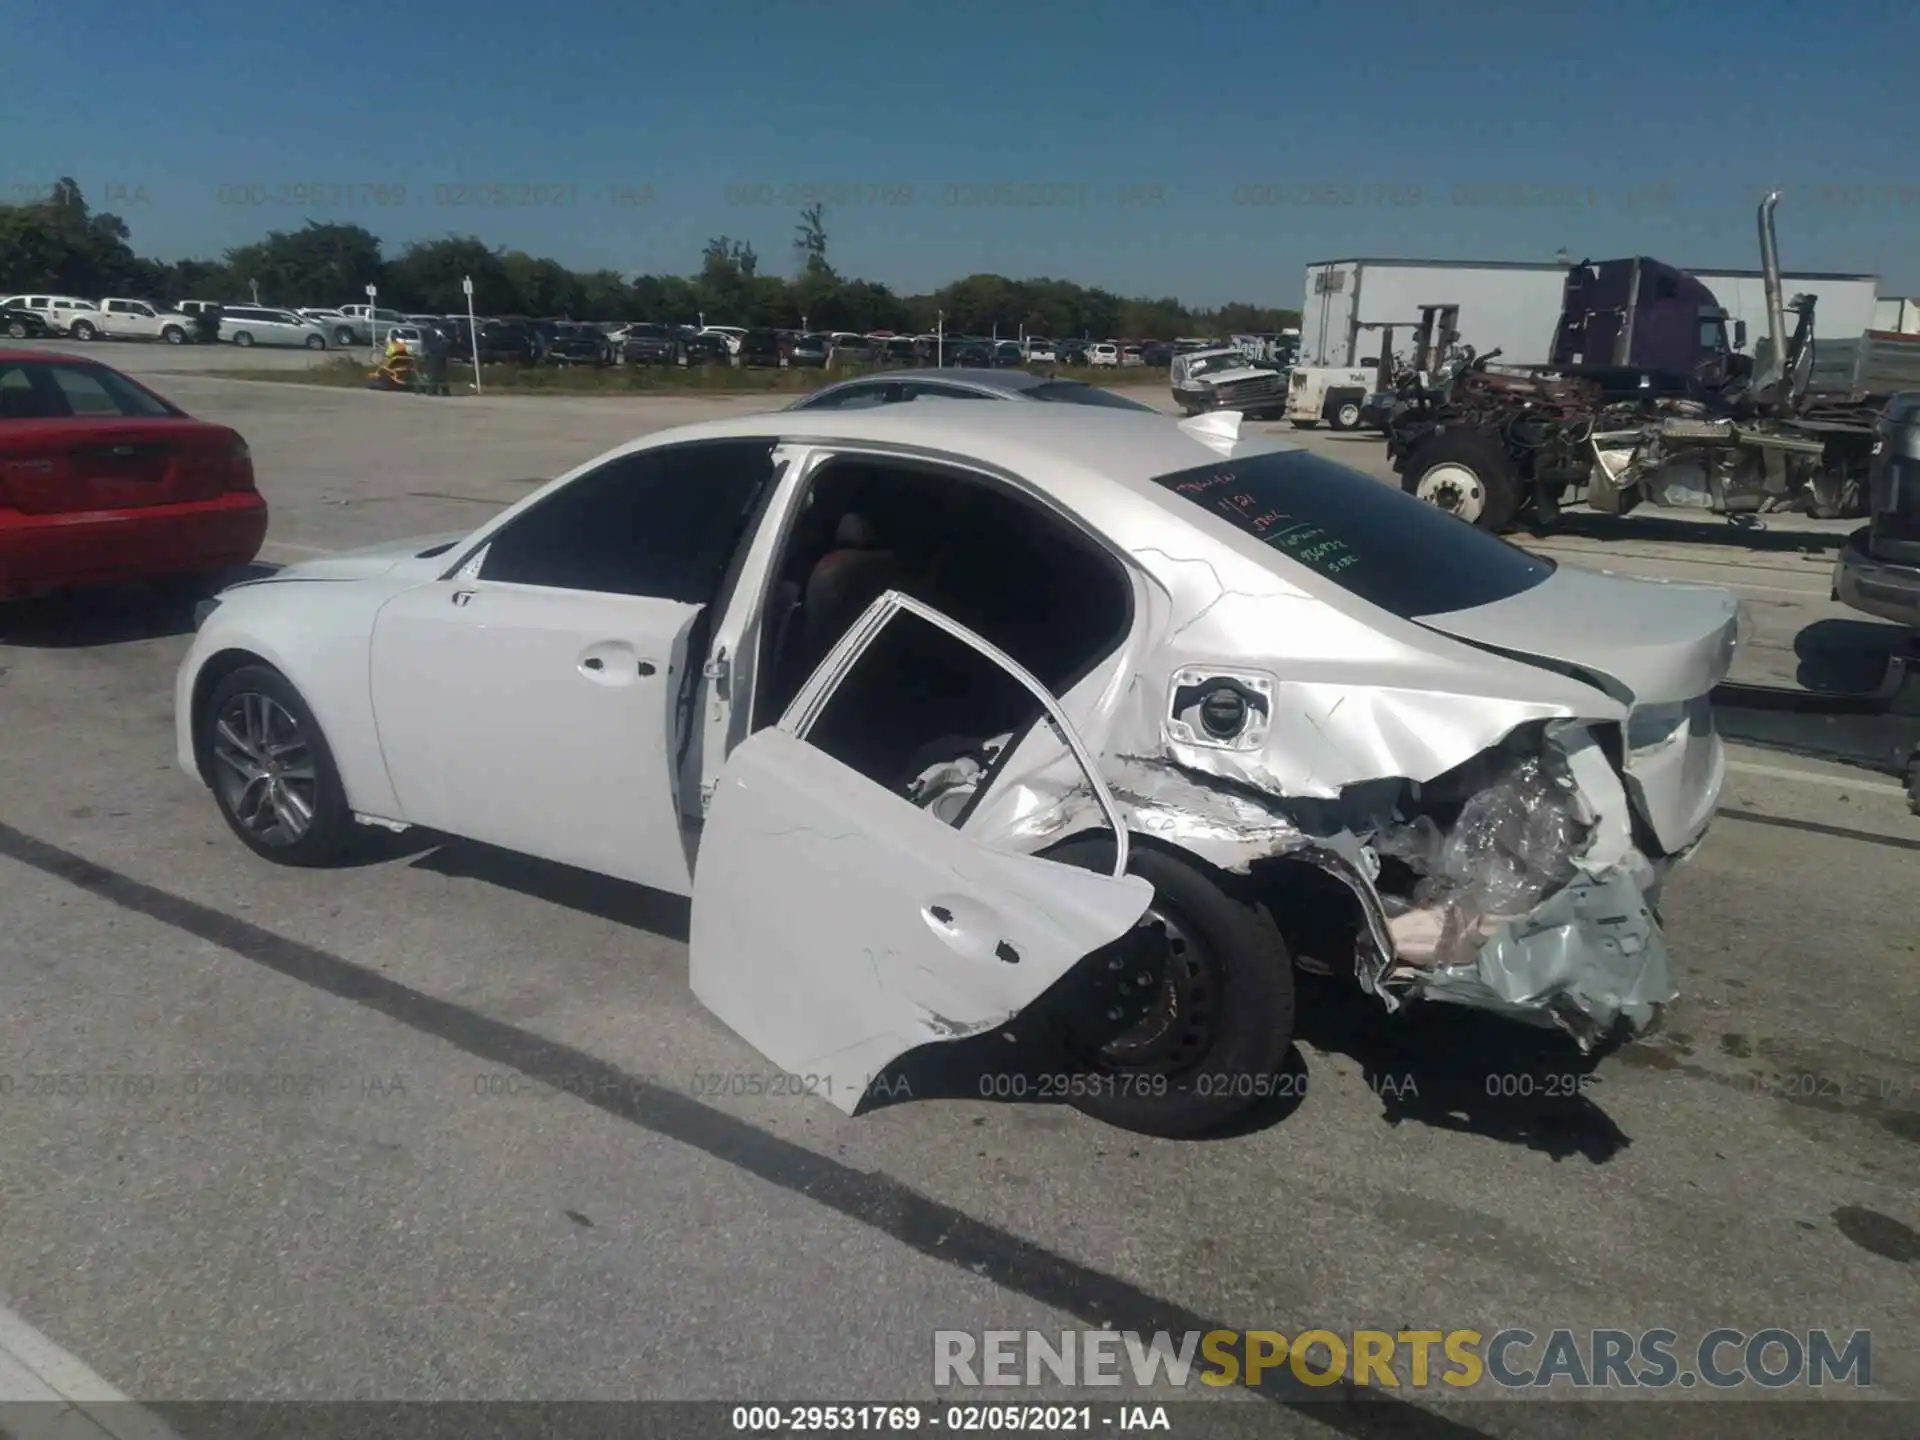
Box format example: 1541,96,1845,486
370,329,417,390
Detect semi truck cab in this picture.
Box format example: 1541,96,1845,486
1550,257,1748,392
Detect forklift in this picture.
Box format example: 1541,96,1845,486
1358,305,1462,431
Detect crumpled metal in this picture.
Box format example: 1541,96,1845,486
1403,868,1678,1049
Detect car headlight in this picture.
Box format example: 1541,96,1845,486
1626,702,1690,752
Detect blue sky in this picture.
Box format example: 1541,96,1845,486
5,0,1916,305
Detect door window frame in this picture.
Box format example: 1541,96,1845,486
695,441,1143,824
442,438,783,601
772,588,1130,878
800,381,902,410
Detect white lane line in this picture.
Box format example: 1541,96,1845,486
1715,580,1831,599
0,1300,184,1439
1725,760,1908,797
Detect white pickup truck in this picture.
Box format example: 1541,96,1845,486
337,305,407,345
96,298,195,344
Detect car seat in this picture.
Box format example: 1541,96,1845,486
772,512,899,702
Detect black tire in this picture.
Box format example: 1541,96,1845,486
7,319,27,339
1291,418,1319,430
69,320,96,340
1809,469,1863,520
1400,428,1522,531
305,333,326,350
334,327,356,347
233,331,254,348
1329,400,1363,430
199,664,357,867
161,325,186,344
1040,837,1295,1138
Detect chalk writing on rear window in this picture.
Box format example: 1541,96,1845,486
1152,452,1552,619
1173,471,1362,575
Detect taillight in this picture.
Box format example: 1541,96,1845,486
227,435,256,491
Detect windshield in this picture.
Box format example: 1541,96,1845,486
1188,353,1252,377
1150,449,1554,618
1024,381,1156,412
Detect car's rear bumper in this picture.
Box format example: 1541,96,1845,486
1834,530,1920,629
0,493,268,597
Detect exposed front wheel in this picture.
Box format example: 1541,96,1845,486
68,320,97,340
5,320,25,339
162,325,186,344
1401,429,1522,531
1809,468,1865,520
305,333,326,350
1330,400,1362,430
1042,838,1296,1138
199,664,357,867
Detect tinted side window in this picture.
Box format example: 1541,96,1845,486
900,383,992,401
47,367,121,416
479,440,776,602
804,384,896,409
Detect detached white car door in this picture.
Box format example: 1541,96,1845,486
369,439,777,896
691,591,1155,1113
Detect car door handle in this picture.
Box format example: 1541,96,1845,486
578,640,643,683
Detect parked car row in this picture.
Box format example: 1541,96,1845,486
0,293,1301,377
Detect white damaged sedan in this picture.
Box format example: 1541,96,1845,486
176,405,1738,1136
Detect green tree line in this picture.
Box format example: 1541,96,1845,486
1,179,1300,340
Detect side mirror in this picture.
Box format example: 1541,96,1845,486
1733,320,1747,349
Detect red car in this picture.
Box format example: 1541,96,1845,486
0,351,267,598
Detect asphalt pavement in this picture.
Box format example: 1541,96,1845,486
0,366,1915,1436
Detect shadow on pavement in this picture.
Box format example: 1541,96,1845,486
408,839,691,942
1286,970,1633,1162
870,967,1629,1160
0,564,279,648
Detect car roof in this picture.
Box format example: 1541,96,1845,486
806,367,1052,398
0,348,107,364
603,400,1303,545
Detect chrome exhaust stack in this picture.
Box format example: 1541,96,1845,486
1757,190,1787,389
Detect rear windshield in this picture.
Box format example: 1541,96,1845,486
0,360,179,420
1150,449,1554,618
1024,381,1156,412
